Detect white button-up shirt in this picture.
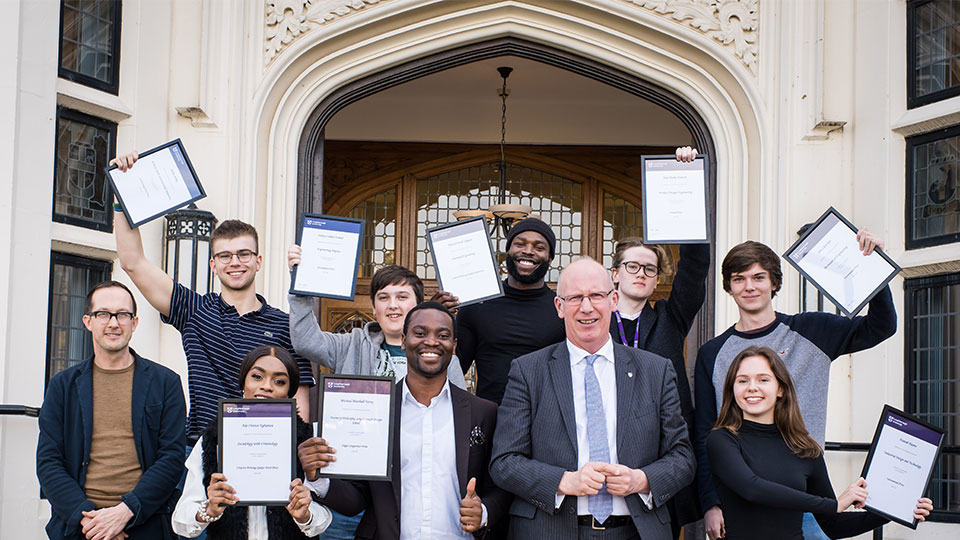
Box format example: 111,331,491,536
556,337,652,515
400,379,477,540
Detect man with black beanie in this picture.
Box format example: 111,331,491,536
452,217,566,404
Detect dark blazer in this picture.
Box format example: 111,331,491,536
609,242,709,525
36,351,186,540
317,381,511,539
489,342,695,540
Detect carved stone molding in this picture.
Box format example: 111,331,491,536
625,0,758,75
265,0,386,63
264,1,758,73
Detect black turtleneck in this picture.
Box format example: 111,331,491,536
456,280,565,404
705,420,887,540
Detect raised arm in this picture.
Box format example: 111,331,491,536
111,153,175,317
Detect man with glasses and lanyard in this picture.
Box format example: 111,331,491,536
607,144,709,539
110,153,315,454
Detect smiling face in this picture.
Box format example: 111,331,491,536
373,283,418,340
611,245,660,305
402,308,456,379
505,231,551,285
728,262,774,317
733,355,783,424
555,259,618,353
242,355,291,399
82,286,139,355
209,235,261,293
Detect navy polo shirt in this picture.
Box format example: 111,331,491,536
162,283,315,440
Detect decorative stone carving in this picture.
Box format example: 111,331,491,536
265,0,384,62
264,0,758,74
625,0,758,74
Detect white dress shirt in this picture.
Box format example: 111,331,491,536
171,439,332,538
556,337,653,515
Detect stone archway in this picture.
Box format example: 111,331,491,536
244,0,765,335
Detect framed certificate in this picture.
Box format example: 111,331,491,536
860,405,945,529
106,139,206,228
783,207,901,317
289,214,365,300
426,216,504,307
217,399,297,506
641,154,710,244
317,374,396,481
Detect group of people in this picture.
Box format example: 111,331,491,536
35,147,934,540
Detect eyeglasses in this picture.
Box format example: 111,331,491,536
557,289,614,307
619,261,660,278
213,250,258,264
88,311,135,324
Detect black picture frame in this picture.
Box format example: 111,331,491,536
860,404,946,529
317,374,397,482
217,398,297,506
783,207,901,317
640,154,711,244
105,138,206,229
289,213,365,301
425,215,504,307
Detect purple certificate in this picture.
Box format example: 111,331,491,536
217,399,296,505
318,374,396,481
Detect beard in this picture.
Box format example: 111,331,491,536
407,354,450,379
506,253,550,284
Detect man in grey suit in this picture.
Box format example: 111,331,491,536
490,258,695,539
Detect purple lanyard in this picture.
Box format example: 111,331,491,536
614,311,640,348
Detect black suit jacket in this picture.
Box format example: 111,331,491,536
489,342,695,540
317,381,511,539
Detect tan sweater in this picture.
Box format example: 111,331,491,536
84,362,142,508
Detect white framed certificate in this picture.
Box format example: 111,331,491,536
318,375,396,481
289,213,364,300
641,155,710,244
426,216,504,307
860,405,945,529
217,399,296,506
783,207,901,317
106,139,206,228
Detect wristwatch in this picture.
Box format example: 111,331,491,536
197,499,223,523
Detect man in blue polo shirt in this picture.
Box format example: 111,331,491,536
110,153,314,448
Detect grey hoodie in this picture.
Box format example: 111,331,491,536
288,294,467,389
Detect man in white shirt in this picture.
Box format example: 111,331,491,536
299,302,511,539
489,258,695,540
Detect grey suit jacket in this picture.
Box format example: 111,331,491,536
489,342,695,540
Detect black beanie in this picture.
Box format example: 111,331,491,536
506,218,556,260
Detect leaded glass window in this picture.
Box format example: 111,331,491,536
347,187,397,278
905,273,960,517
46,252,112,383
53,108,116,232
909,0,960,107
59,0,121,94
416,162,582,282
906,127,960,249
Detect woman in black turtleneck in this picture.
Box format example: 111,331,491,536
705,346,932,540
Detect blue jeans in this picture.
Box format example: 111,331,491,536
318,509,363,539
802,512,830,540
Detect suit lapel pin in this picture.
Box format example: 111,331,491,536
628,372,634,378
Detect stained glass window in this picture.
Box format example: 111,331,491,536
53,108,116,232
347,187,397,277
60,0,121,93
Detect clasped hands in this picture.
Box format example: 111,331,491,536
558,461,648,497
80,503,132,540
298,436,485,532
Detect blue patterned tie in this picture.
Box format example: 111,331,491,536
584,354,613,523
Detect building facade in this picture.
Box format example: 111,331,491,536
0,0,957,538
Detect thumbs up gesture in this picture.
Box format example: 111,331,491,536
459,477,484,532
